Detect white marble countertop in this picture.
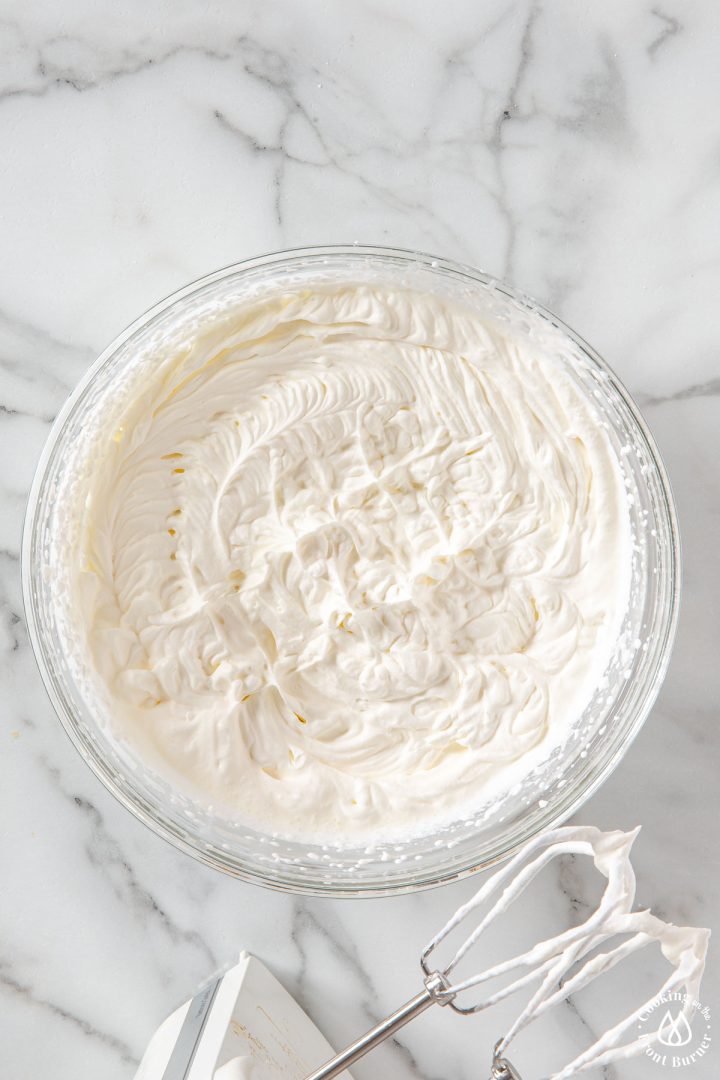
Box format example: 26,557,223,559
1,2,718,1078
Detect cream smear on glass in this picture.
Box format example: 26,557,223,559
70,285,631,839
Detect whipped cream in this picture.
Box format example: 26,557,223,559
70,285,631,838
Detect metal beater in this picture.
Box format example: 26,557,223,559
302,826,708,1080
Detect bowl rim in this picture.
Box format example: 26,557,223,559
21,243,681,896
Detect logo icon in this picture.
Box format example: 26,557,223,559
658,1009,694,1048
637,992,711,1069
660,1006,695,1049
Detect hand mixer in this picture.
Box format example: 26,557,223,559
302,825,709,1080
136,825,708,1080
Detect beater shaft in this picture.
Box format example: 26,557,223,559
303,972,450,1080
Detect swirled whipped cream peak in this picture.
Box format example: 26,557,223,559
69,284,631,839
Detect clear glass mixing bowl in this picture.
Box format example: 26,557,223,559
22,246,680,895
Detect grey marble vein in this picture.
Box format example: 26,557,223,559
288,900,458,1080
36,756,219,973
0,964,138,1066
487,2,540,280
648,7,683,60
560,995,615,1080
636,376,720,408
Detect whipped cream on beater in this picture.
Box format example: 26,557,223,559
71,285,631,838
424,826,709,1079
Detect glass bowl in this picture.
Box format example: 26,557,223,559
22,246,680,896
